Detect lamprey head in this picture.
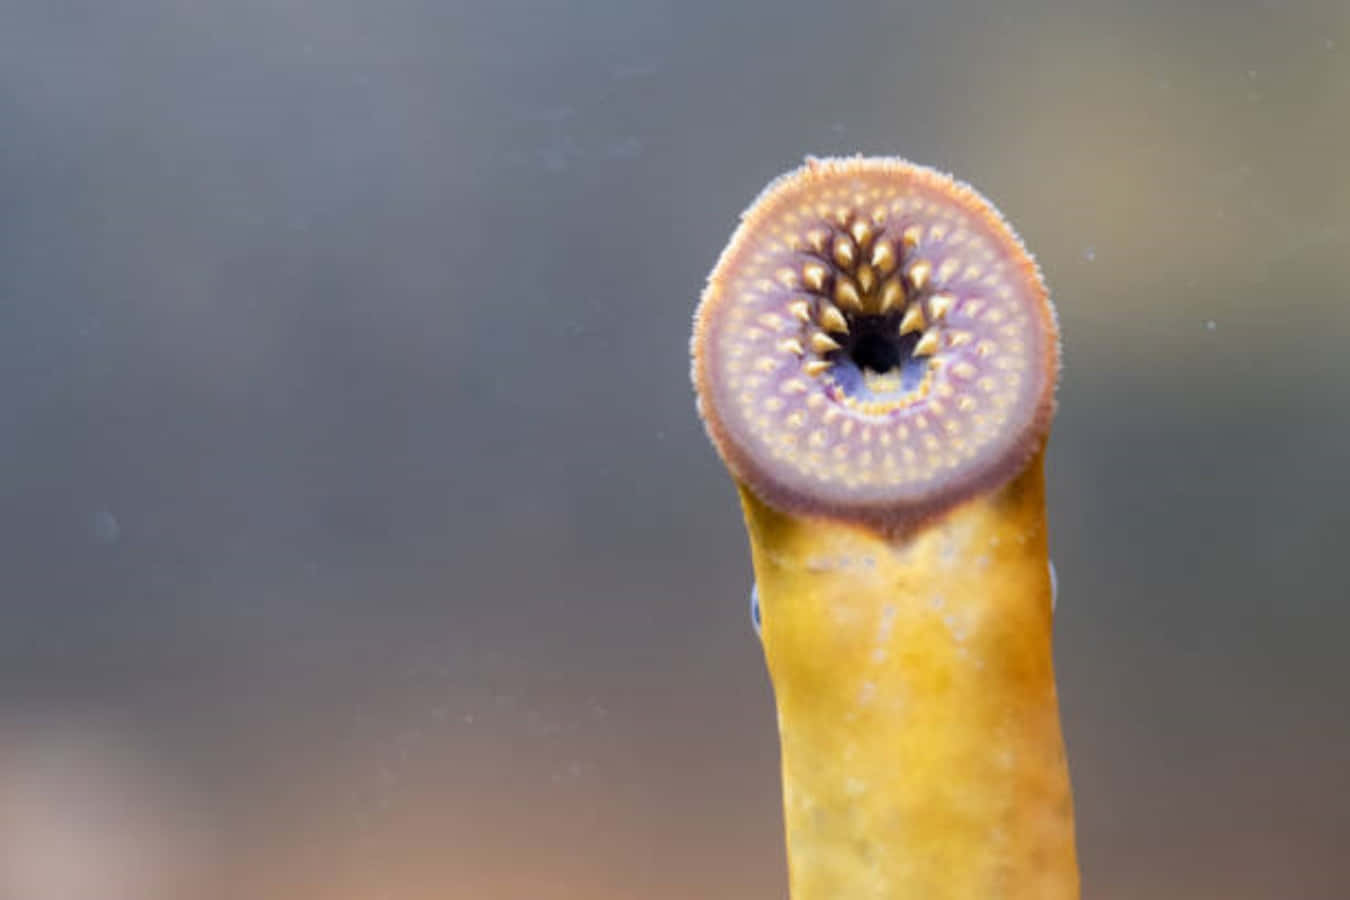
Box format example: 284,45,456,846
692,156,1059,533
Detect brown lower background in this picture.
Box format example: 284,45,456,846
2,1,1348,897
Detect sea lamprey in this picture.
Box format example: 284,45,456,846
691,156,1078,899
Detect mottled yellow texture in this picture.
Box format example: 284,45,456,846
740,454,1078,899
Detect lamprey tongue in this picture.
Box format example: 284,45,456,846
692,157,1078,899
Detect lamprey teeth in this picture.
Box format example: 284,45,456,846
849,219,873,247
805,228,828,252
913,329,941,357
802,262,828,292
818,302,849,334
928,292,955,321
833,236,856,269
870,241,896,272
856,264,876,294
898,303,926,336
879,278,904,313
907,259,932,292
787,299,811,322
834,278,863,311
803,359,831,377
778,338,805,356
902,224,922,249
810,332,842,354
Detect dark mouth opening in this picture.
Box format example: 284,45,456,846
850,331,903,374
830,316,927,396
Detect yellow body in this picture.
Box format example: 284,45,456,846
741,452,1079,899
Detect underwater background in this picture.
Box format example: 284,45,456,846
2,1,1347,897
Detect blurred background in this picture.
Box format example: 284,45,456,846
2,1,1347,897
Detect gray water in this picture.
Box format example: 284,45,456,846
2,2,1348,897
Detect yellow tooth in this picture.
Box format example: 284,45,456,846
787,299,812,322
902,224,923,248
818,302,849,334
928,291,955,321
963,298,986,318
898,303,926,336
856,264,876,294
778,338,805,356
937,257,960,283
913,329,941,357
833,236,856,269
949,331,973,347
849,220,872,246
810,332,842,354
805,228,828,252
780,378,808,394
834,278,863,311
776,267,799,288
802,262,828,292
804,359,832,377
907,259,932,291
951,360,978,379
879,278,904,313
870,241,896,272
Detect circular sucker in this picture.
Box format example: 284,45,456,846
692,156,1059,534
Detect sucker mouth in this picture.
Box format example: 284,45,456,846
692,156,1059,530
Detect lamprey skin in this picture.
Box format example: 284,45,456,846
739,463,1077,899
692,157,1078,899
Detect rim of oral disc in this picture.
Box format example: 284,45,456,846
692,156,1059,533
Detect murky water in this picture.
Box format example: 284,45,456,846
2,2,1347,897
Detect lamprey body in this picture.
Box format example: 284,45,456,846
692,157,1078,899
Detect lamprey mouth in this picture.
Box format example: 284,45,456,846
692,156,1059,533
